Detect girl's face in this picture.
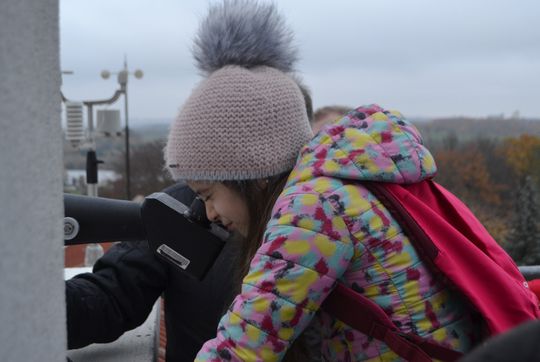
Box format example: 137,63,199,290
187,181,250,237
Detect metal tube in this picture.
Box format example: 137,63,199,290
519,266,540,281
86,103,94,136
82,89,124,106
123,84,131,200
85,104,98,197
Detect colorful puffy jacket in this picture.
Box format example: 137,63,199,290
196,104,480,361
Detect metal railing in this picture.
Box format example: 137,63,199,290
519,266,540,281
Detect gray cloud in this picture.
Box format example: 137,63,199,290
60,0,540,121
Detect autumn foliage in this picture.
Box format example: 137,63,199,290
79,120,540,265
428,132,540,264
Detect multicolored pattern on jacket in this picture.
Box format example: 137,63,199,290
196,104,480,361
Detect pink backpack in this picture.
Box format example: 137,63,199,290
323,180,540,361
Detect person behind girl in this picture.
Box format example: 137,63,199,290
165,1,482,360
312,105,352,133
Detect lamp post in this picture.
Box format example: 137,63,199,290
62,59,142,199
62,63,141,267
101,58,143,200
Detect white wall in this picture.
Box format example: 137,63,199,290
0,0,65,361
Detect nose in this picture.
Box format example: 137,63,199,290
204,202,219,223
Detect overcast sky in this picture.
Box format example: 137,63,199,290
60,0,540,125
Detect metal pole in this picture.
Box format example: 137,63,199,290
83,102,103,265
86,103,94,135
124,79,131,200
86,104,98,197
519,266,540,281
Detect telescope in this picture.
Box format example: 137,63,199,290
63,192,229,280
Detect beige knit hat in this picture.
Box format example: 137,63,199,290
165,0,313,181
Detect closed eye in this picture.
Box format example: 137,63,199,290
193,185,213,203
196,193,211,202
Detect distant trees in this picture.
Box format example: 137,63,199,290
505,176,540,265
500,135,540,185
498,135,540,265
99,139,173,199
428,131,540,265
434,142,502,208
64,117,540,265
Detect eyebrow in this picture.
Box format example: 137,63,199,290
193,186,211,196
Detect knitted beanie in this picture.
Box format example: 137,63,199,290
165,0,313,181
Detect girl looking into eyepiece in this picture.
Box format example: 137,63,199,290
166,1,483,360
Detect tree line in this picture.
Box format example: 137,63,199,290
425,132,540,265
85,120,540,266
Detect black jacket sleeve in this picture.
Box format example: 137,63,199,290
66,240,167,349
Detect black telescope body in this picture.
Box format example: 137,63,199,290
63,193,229,280
64,194,144,244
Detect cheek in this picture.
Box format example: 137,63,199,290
227,197,250,226
212,199,244,223
236,204,250,226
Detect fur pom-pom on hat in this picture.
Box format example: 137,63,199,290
166,0,312,181
193,0,298,74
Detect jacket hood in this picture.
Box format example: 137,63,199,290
287,104,437,185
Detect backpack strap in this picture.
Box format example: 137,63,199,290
324,283,463,361
321,180,464,361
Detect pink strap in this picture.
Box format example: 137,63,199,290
321,180,464,361
323,283,463,361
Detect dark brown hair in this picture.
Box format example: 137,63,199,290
223,171,290,287
223,171,311,361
